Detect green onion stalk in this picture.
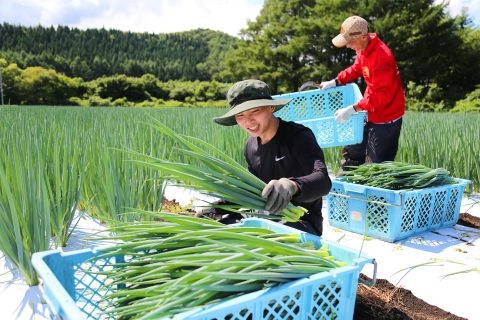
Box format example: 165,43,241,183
127,119,307,222
91,211,345,319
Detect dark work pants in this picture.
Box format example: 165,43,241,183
341,118,403,170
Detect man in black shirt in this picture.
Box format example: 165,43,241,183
210,79,331,236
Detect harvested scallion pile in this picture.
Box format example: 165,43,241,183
91,212,345,319
341,161,455,190
127,119,307,222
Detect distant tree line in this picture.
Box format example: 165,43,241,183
0,24,236,81
0,0,479,111
221,0,480,110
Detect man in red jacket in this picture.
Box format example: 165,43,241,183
318,15,405,170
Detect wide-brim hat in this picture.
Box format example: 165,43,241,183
213,79,291,126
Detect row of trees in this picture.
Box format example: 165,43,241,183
222,0,480,107
0,59,229,107
0,25,236,81
2,58,478,111
0,0,479,110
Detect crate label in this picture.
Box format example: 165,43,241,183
350,211,363,221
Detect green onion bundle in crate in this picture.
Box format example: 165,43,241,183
328,162,471,242
32,214,376,319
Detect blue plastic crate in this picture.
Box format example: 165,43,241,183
32,218,376,320
272,83,365,148
327,178,471,242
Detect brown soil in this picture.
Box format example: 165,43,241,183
353,276,466,320
458,212,480,229
353,212,479,320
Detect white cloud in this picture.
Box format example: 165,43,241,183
0,0,478,38
436,0,480,26
0,0,264,36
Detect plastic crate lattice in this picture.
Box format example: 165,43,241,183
327,178,471,242
311,282,342,319
32,218,375,320
74,257,116,318
366,194,389,234
273,84,364,148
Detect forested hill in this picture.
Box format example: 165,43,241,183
0,23,237,81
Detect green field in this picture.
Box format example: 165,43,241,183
0,106,477,285
1,106,477,188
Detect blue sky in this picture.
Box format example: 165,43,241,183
0,0,478,37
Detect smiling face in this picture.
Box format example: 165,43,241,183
235,106,279,144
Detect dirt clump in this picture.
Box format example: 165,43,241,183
458,212,480,228
354,276,466,320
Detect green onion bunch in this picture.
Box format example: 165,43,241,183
341,161,455,190
93,212,345,319
129,119,307,222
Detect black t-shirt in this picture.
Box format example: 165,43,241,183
244,119,332,235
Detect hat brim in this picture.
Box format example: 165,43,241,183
332,34,347,48
213,98,291,126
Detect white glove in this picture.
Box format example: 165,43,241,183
318,79,336,90
262,178,298,213
334,105,356,123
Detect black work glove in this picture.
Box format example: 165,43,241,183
261,178,299,213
